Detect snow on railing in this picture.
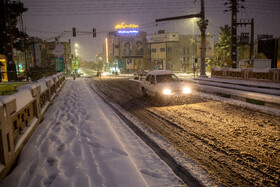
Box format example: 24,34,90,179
211,68,280,82
0,73,66,181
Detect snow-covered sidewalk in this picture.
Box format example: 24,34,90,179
0,79,183,187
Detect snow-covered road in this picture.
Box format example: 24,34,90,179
0,79,184,187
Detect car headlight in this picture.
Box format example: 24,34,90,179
163,89,171,95
183,87,191,94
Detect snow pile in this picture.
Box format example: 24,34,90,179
37,79,48,92
13,87,34,112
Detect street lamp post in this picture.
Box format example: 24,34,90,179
192,18,197,41
197,0,208,78
191,18,197,75
73,43,79,74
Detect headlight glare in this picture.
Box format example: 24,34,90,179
183,87,191,94
163,89,171,95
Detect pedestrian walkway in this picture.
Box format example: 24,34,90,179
0,79,184,187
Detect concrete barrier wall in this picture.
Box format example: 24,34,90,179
0,73,66,181
211,68,280,82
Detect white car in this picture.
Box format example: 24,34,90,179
141,70,191,99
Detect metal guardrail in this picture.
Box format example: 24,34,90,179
211,68,280,82
0,73,66,181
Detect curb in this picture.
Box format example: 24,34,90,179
184,80,280,109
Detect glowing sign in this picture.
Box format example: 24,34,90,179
0,57,8,82
118,30,139,34
115,22,139,30
105,38,109,63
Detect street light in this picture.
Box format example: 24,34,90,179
191,18,197,76
75,43,79,47
191,18,197,42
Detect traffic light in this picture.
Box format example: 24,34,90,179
93,28,96,37
73,27,76,37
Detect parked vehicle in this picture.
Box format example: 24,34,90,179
140,70,191,100
134,70,148,80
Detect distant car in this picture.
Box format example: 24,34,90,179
133,71,148,80
140,70,191,99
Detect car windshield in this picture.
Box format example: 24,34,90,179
156,74,179,83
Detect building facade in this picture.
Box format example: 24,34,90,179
40,41,72,73
147,32,214,72
103,26,215,73
103,23,147,73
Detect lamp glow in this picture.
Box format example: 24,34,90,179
118,30,139,34
163,89,171,95
183,87,191,94
105,38,109,64
115,22,139,30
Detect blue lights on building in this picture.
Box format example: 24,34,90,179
118,30,139,34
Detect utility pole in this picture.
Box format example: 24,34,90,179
0,0,5,55
2,0,17,81
32,37,37,67
236,18,254,61
197,0,208,77
231,0,237,68
250,18,254,61
156,0,208,77
225,0,245,68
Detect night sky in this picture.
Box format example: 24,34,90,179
21,0,280,61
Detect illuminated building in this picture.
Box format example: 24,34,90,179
147,31,215,72
0,54,8,82
103,22,147,73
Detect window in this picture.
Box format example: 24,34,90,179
145,74,151,81
114,45,119,48
187,47,189,55
168,47,172,53
156,74,179,83
151,48,156,52
49,45,54,50
160,48,165,52
151,75,156,84
184,47,186,54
